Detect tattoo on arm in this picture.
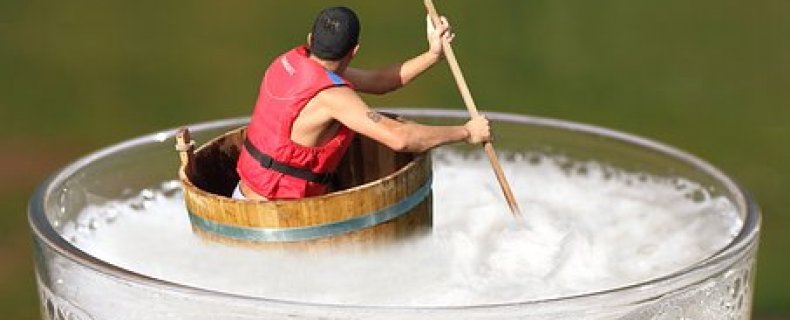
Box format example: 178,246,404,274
367,111,383,123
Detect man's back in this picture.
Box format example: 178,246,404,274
237,46,356,200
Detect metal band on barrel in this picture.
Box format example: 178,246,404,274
188,175,432,242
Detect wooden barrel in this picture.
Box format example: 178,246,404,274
175,126,433,249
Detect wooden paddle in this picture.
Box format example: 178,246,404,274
424,0,522,217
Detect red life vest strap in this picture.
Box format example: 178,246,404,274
243,138,335,185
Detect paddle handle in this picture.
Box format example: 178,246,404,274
424,0,521,216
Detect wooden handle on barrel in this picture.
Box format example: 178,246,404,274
175,127,195,175
424,0,522,216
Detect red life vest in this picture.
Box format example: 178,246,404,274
237,46,356,199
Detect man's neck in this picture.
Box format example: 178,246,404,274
309,55,343,73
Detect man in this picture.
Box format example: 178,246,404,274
235,6,490,200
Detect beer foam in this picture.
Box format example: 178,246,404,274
63,150,741,306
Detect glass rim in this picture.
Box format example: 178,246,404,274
28,108,761,312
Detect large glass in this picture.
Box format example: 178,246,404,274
28,109,760,319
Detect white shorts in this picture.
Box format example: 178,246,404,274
232,183,246,200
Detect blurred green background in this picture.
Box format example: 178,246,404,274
1,0,787,318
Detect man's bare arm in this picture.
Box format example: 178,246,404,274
341,15,454,95
315,87,488,153
342,52,440,95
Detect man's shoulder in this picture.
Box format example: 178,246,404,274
315,86,359,105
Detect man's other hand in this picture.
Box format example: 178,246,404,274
464,115,491,144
